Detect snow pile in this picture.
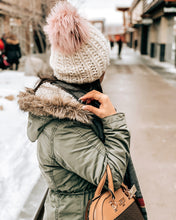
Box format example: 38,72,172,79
0,71,40,220
152,59,176,74
142,55,176,74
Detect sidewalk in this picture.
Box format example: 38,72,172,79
110,45,176,86
103,46,176,220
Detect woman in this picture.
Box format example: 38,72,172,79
5,33,21,70
18,2,147,220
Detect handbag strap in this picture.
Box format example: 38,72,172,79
107,164,115,196
85,200,92,220
93,164,115,199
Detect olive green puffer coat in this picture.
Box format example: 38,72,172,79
18,82,130,220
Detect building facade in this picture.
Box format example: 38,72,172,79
128,0,144,51
129,0,176,64
0,0,49,54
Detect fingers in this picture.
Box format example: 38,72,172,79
79,90,102,102
80,90,117,118
82,105,102,118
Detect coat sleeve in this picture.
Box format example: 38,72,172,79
53,113,130,189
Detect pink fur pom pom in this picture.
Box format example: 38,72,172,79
44,1,90,55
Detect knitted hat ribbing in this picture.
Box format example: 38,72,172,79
44,1,110,84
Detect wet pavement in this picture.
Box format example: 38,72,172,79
103,47,176,220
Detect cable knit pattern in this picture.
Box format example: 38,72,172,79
50,23,110,84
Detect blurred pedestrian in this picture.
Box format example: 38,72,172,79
109,35,115,50
134,39,138,51
0,37,5,52
116,35,124,59
5,33,21,70
18,2,147,220
0,33,10,70
1,33,7,49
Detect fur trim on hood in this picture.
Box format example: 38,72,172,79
18,83,93,124
6,38,19,45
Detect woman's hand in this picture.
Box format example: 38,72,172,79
79,90,116,119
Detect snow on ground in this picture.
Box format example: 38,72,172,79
142,55,176,74
0,71,40,220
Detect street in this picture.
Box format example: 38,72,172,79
102,47,176,220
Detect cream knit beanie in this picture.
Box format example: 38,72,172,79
44,1,110,84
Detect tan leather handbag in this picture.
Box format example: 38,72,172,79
85,165,144,220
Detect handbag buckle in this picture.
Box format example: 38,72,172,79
109,200,118,212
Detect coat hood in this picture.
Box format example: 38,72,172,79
27,113,54,142
18,82,93,141
6,38,19,45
